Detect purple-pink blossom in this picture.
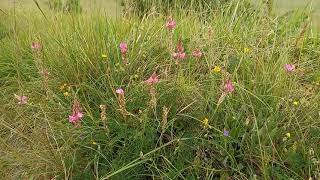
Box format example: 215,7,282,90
192,50,203,58
69,112,84,124
119,42,128,55
145,72,159,85
31,42,41,50
116,88,124,95
173,40,187,60
166,17,176,30
68,99,84,124
284,64,295,72
224,80,235,93
15,94,28,105
223,130,229,137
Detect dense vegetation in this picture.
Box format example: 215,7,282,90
0,0,319,179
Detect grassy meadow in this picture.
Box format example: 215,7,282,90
0,0,320,179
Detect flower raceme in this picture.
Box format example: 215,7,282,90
31,42,41,50
116,88,124,95
116,88,127,119
224,80,235,93
192,49,203,59
145,72,159,85
14,94,28,105
68,99,84,125
284,64,295,72
119,42,128,55
166,17,176,30
172,40,187,61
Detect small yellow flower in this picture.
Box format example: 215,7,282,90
59,85,66,91
286,132,291,138
293,101,299,106
212,66,221,73
63,92,70,97
101,54,107,58
92,141,97,145
202,118,209,128
244,47,251,53
292,141,297,151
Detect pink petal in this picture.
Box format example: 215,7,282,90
69,115,78,123
166,18,176,30
178,52,186,59
116,88,124,94
224,80,235,93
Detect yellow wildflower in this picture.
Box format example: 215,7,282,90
101,54,107,58
92,141,97,145
63,92,70,97
244,47,251,53
293,101,299,106
212,66,221,73
202,118,209,128
286,132,291,138
59,85,66,91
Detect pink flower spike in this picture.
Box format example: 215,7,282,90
192,50,203,58
31,42,41,50
284,64,295,72
145,72,159,85
178,52,187,59
166,17,176,30
116,88,124,95
119,42,128,55
68,115,78,123
172,52,179,59
68,99,84,125
77,112,84,119
14,94,28,105
176,40,184,53
224,80,235,93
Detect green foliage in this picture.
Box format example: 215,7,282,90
122,0,232,16
0,1,320,179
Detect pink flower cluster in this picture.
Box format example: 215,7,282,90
69,99,84,124
31,42,41,50
172,40,186,60
224,80,235,93
119,42,128,55
192,49,203,58
145,72,159,85
166,17,176,30
284,64,295,72
15,94,28,105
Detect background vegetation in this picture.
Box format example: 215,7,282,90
0,0,319,179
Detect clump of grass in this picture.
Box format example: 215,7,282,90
0,1,320,179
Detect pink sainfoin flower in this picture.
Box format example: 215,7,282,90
31,42,41,50
116,88,124,95
166,17,176,30
14,94,28,105
192,49,203,58
284,64,295,72
172,40,187,60
119,42,128,55
224,80,235,93
145,72,159,85
68,99,84,124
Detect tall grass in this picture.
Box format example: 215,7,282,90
0,1,320,179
